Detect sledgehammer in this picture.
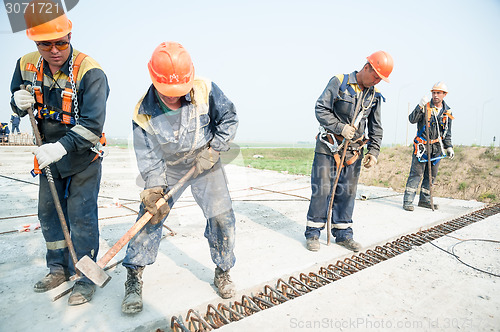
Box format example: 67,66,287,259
76,165,196,287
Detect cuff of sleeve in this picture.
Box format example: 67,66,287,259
210,138,229,152
145,177,168,190
366,149,380,159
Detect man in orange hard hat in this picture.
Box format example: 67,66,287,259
305,51,393,252
403,82,454,211
10,0,109,305
121,41,238,314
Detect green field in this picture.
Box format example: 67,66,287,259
227,147,315,176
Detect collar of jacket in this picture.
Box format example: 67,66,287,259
430,100,450,111
138,84,190,117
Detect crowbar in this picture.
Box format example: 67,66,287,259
76,165,196,287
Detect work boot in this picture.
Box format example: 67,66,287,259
68,281,95,306
34,271,69,293
403,203,414,211
418,201,439,210
214,267,235,299
306,236,320,252
122,266,144,314
336,239,362,252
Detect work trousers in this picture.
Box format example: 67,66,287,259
123,160,236,272
403,154,440,205
305,152,363,242
38,159,101,283
11,124,20,134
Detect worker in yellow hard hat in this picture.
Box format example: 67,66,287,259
403,82,454,211
305,51,394,253
9,0,109,305
121,41,239,314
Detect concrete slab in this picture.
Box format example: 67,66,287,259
0,146,493,332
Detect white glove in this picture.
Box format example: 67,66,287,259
362,154,377,168
341,124,356,140
419,95,430,109
446,147,454,160
34,142,67,169
13,89,35,111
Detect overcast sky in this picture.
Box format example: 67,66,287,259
1,0,499,146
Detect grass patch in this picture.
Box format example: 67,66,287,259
478,191,496,202
235,148,314,175
458,182,468,191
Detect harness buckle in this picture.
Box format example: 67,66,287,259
61,90,74,100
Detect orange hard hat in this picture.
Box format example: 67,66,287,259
366,51,394,83
431,81,448,94
148,42,195,97
24,0,72,41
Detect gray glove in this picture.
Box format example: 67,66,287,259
446,147,455,160
14,89,35,111
362,154,377,168
194,147,220,177
140,187,170,225
341,124,356,140
34,142,67,169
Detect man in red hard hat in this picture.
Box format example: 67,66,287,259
403,82,454,211
121,41,239,314
9,0,109,305
305,51,393,252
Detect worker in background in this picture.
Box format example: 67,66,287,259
10,0,109,305
1,122,10,142
10,112,21,134
403,82,454,211
121,41,238,314
305,51,393,252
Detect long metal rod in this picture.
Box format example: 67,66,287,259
23,85,80,275
425,104,435,211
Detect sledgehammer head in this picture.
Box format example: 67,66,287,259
75,255,111,288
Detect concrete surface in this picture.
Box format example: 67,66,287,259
0,146,497,332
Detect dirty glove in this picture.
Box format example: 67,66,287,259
140,187,170,225
194,147,220,177
362,154,377,168
34,142,67,169
446,147,455,160
341,124,356,140
13,89,35,111
419,95,430,109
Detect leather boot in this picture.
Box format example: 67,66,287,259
34,271,70,293
122,266,144,314
214,267,235,299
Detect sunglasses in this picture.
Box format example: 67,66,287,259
36,40,70,52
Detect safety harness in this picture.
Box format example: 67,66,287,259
25,52,106,175
413,102,454,164
317,74,377,167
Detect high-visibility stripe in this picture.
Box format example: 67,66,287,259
306,220,325,228
46,239,67,250
405,187,417,193
71,125,100,144
332,223,352,230
421,188,431,195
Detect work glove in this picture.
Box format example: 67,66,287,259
446,147,455,160
13,89,35,111
419,95,430,109
140,186,170,225
34,142,67,169
341,124,356,140
194,147,220,177
362,154,377,169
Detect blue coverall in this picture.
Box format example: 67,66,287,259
10,48,109,282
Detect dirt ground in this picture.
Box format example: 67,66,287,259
359,146,500,203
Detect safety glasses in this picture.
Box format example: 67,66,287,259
36,40,70,52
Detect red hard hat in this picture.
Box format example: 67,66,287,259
366,51,394,83
25,0,72,41
148,42,195,97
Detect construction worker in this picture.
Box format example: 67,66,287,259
0,122,10,142
121,41,238,314
403,82,454,211
10,113,21,134
305,51,393,252
9,0,109,305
